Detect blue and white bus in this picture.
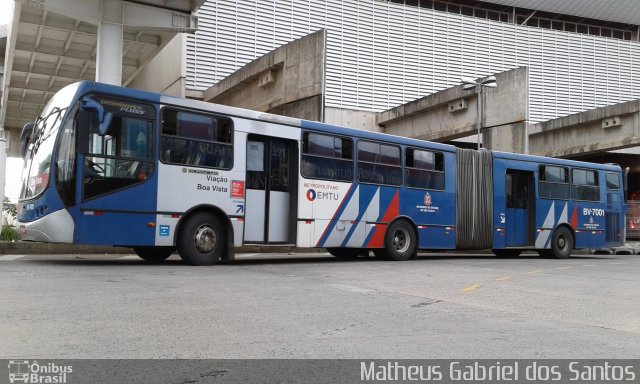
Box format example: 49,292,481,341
17,82,627,265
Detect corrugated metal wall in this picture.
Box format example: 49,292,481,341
186,0,640,123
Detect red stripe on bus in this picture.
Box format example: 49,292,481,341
570,205,578,228
367,190,400,248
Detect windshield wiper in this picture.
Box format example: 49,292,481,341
32,107,64,152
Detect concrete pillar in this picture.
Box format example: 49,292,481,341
96,0,123,85
0,136,6,225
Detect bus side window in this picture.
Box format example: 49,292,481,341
356,141,402,186
538,165,569,199
572,169,599,201
405,148,444,190
160,108,233,169
301,132,353,181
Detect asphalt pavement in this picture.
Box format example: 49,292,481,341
0,252,638,359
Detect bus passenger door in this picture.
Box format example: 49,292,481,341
76,110,157,246
244,136,296,244
505,170,535,247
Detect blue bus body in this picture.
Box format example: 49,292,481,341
16,81,626,264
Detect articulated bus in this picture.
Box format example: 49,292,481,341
17,82,627,265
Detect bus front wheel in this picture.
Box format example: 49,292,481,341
133,246,174,262
177,212,226,266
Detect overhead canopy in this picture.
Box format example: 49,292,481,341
2,0,204,129
483,0,640,26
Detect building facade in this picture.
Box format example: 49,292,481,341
186,0,640,124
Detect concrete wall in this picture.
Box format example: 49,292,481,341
324,107,380,132
378,67,528,152
529,99,640,158
483,122,528,154
268,96,323,121
203,29,326,121
127,34,186,97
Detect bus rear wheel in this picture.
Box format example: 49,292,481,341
327,248,368,259
177,212,226,266
133,246,175,262
550,226,574,259
378,220,417,261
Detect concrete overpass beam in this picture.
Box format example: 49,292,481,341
529,99,640,158
122,1,198,33
378,67,528,151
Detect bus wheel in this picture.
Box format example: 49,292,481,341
327,248,368,259
492,249,522,257
383,220,417,261
550,226,574,259
133,246,174,262
177,212,225,265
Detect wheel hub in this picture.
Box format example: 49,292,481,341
393,228,410,253
558,236,566,249
194,225,217,253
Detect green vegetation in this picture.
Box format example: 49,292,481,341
1,225,19,241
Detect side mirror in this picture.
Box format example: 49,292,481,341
81,97,112,136
20,122,35,159
100,112,113,136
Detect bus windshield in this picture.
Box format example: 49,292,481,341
19,83,80,200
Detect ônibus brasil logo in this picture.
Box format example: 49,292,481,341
8,360,73,384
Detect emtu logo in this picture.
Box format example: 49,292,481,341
8,361,29,383
306,189,317,201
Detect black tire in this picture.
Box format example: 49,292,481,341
381,220,417,261
177,212,226,265
133,246,175,262
327,248,368,259
492,249,522,257
550,226,574,259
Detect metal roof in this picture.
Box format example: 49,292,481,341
2,0,204,129
482,0,640,26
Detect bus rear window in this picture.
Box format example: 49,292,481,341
606,173,620,190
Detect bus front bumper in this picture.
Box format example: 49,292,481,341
17,208,74,243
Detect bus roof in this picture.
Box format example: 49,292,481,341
72,81,621,171
300,120,457,153
79,81,304,128
80,81,457,153
492,150,622,172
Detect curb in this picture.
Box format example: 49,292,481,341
0,241,326,255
